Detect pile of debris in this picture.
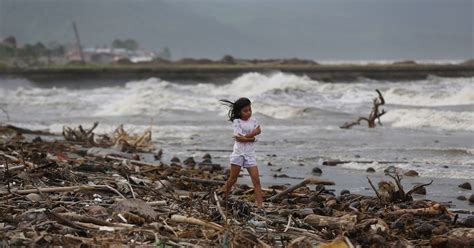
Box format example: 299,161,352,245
0,125,473,247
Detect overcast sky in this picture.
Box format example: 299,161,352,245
1,0,472,60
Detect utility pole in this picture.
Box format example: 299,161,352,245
72,21,85,63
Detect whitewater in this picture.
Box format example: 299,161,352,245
0,73,473,208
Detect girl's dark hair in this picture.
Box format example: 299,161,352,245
220,97,251,121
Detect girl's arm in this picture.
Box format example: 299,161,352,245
244,125,261,138
234,135,255,142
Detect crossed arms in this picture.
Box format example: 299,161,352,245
234,126,261,142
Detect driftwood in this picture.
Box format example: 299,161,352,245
368,171,434,203
390,203,448,216
323,159,409,166
0,128,467,247
171,214,224,231
268,177,335,202
304,214,357,230
112,124,152,152
340,89,386,129
0,184,125,198
62,122,98,144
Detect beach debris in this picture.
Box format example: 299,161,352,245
112,124,153,152
62,122,98,144
323,159,410,166
340,89,386,129
268,177,335,202
367,171,433,203
0,126,468,247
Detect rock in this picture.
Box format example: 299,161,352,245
312,167,322,175
470,194,474,204
458,182,472,190
273,174,289,178
113,199,158,221
462,216,474,228
340,190,350,196
432,225,449,235
366,167,375,173
170,156,180,163
154,149,163,160
457,195,467,201
199,158,213,165
26,193,42,202
442,165,449,169
202,153,212,160
323,159,341,166
32,136,43,142
86,205,108,216
355,154,361,158
267,162,273,166
298,163,305,166
430,236,448,247
131,154,140,161
415,223,435,236
446,228,474,243
183,157,196,167
412,186,427,195
368,234,386,245
404,170,419,177
315,185,326,192
391,219,405,229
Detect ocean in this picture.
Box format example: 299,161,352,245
1,71,473,210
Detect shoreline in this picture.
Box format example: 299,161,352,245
1,63,473,83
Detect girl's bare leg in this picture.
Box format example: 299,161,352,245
224,164,242,203
247,166,263,209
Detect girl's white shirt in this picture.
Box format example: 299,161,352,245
231,117,258,157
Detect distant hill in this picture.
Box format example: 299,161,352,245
1,0,472,60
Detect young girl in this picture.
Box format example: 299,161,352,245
220,97,263,209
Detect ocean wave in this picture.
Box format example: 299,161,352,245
1,73,473,129
384,109,474,131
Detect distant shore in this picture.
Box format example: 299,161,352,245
1,63,473,83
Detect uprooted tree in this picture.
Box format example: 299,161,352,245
340,89,386,129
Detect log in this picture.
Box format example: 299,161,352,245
180,176,226,185
106,155,161,167
303,214,357,230
58,212,134,229
390,203,447,216
268,177,335,202
323,159,409,166
0,185,125,198
171,214,224,231
0,152,36,169
213,191,227,222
